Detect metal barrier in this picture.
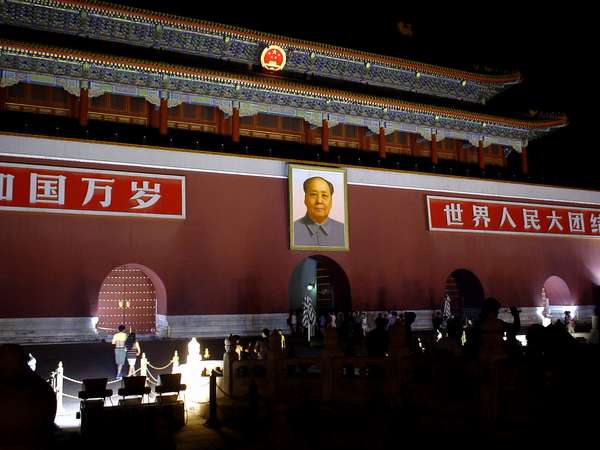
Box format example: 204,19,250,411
47,350,181,408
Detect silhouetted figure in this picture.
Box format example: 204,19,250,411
464,297,520,359
432,310,443,336
0,344,57,449
374,313,386,330
254,328,270,360
525,323,547,361
366,318,388,356
403,311,418,352
433,317,462,357
287,312,295,336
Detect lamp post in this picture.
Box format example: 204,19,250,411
303,283,316,342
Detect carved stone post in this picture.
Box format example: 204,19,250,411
222,335,238,396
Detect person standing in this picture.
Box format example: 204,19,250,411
111,324,127,380
125,332,141,377
254,329,270,360
360,312,369,337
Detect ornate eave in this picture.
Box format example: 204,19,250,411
0,40,567,152
0,0,521,104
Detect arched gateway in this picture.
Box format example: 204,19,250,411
543,275,572,305
444,269,485,320
288,256,351,315
96,264,166,334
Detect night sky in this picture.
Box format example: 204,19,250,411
107,3,593,188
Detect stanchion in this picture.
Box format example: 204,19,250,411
56,361,64,412
172,350,179,373
205,369,222,428
140,353,148,377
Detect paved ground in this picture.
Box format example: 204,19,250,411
23,335,338,449
25,337,226,421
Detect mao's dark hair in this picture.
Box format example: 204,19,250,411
303,177,334,195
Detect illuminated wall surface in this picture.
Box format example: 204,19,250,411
2,134,600,319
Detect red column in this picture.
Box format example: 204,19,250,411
458,144,465,163
321,119,329,152
231,107,240,143
409,133,417,157
79,87,89,127
0,86,7,112
378,127,386,159
216,109,225,135
521,146,528,174
303,120,312,145
478,140,485,170
431,133,438,165
159,98,168,136
357,127,366,151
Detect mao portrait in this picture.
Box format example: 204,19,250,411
289,165,349,251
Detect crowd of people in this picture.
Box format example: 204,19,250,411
279,297,591,362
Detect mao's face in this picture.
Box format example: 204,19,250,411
304,178,332,224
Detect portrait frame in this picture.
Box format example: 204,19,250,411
289,164,349,251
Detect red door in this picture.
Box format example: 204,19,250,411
97,264,157,334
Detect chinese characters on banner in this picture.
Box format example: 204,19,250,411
0,162,185,219
427,195,600,238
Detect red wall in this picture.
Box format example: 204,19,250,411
2,156,599,317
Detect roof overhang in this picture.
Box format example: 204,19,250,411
0,40,566,152
0,0,521,104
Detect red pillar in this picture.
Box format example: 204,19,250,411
303,120,312,145
216,109,225,135
521,146,528,174
79,87,89,127
431,133,438,165
378,127,386,159
321,119,329,152
357,127,366,151
0,86,6,112
159,98,168,136
478,140,485,170
231,107,240,143
409,133,417,157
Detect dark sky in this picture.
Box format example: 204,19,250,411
109,2,592,187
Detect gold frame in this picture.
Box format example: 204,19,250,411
288,164,349,251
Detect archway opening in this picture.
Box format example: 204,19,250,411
288,255,351,316
543,275,571,305
444,269,485,320
96,263,166,334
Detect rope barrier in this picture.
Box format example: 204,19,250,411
62,393,81,400
147,360,173,371
216,383,248,400
62,376,83,384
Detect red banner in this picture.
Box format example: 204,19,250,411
0,162,185,218
427,195,600,238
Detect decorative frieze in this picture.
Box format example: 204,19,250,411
0,45,544,151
